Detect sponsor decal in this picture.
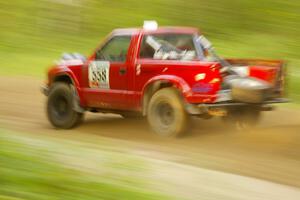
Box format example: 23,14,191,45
88,61,110,89
192,82,213,93
136,64,141,75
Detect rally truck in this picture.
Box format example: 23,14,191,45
42,22,287,137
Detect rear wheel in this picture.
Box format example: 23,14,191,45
47,83,83,129
147,88,188,137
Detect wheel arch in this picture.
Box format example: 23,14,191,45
50,70,85,109
141,75,191,116
51,70,79,87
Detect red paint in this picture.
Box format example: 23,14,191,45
46,27,284,112
249,66,278,85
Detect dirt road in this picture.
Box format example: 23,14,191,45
0,76,300,199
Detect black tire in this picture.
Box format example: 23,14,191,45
147,88,188,137
47,83,83,129
222,106,261,131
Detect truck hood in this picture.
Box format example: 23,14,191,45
56,53,86,67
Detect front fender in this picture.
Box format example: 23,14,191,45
48,66,80,88
47,65,86,106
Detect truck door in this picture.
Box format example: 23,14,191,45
83,35,132,110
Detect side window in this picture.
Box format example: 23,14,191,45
96,35,132,62
139,34,197,61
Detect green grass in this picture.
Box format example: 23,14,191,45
0,0,299,101
0,129,171,200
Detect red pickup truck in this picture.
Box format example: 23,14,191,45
42,23,287,137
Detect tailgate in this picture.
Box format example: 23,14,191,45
226,58,286,98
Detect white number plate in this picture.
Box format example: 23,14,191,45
88,61,110,89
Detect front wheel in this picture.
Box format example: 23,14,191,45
47,83,83,129
147,88,188,137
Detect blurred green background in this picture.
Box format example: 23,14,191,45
0,0,299,100
0,1,300,198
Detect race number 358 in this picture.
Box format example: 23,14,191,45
88,61,110,89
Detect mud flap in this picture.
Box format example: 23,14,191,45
70,85,85,113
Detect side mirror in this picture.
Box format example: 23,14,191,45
198,35,212,50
